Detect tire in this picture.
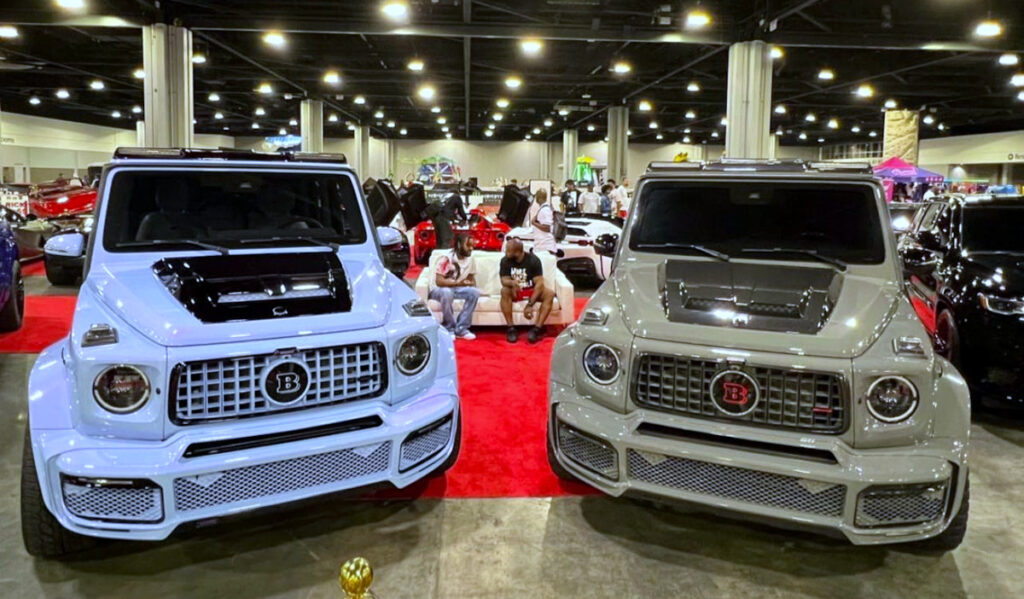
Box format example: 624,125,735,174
45,257,78,286
21,426,98,558
916,478,969,552
546,426,580,483
0,261,24,332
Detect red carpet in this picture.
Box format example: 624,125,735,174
22,260,46,277
0,295,76,353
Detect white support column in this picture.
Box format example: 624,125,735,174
353,125,371,179
141,23,194,148
383,139,397,179
725,40,772,159
135,120,146,146
607,106,628,182
300,99,324,152
562,129,578,181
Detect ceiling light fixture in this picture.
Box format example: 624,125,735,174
525,134,532,140
884,98,897,109
532,127,541,134
417,84,437,100
504,75,522,89
252,122,260,129
774,104,787,114
543,118,553,127
656,133,664,140
89,79,105,90
649,121,659,129
612,61,632,75
262,31,286,48
805,113,816,122
437,116,447,124
496,97,510,108
685,110,696,119
710,131,719,138
687,81,701,92
208,92,220,102
937,123,946,131
855,83,874,98
400,128,408,135
131,105,142,114
381,0,409,21
29,96,41,105
587,124,595,131
520,38,543,56
923,114,935,125
998,53,1019,66
818,68,835,81
445,133,452,139
558,108,569,116
387,120,396,128
770,46,784,60
132,68,145,79
55,0,86,10
492,113,504,121
354,95,366,104
192,53,206,64
55,88,70,99
278,127,287,135
851,125,861,133
0,25,19,38
323,70,341,85
974,19,1003,38
215,112,224,119
430,106,441,113
111,110,121,118
328,113,339,122
638,100,652,112
719,117,728,126
485,130,494,137
827,118,839,129
868,130,878,137
1011,73,1024,86
257,82,273,94
374,110,385,119
684,9,712,30
488,123,496,130
798,132,808,140
683,136,691,143
254,107,266,116
407,58,425,72
818,137,825,143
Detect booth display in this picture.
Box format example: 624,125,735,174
412,209,509,263
20,149,461,558
547,159,970,548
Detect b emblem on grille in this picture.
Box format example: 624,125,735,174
261,359,310,405
710,369,760,417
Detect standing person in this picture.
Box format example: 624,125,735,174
561,180,579,215
431,191,467,252
530,188,557,253
923,185,936,201
599,184,613,217
500,238,556,344
615,178,631,214
429,233,480,340
579,182,600,214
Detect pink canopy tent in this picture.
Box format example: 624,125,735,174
873,157,944,183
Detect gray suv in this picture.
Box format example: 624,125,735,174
547,160,970,548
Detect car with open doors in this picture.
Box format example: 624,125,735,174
21,148,461,558
547,159,970,549
900,193,1024,408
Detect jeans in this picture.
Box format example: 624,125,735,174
429,286,481,335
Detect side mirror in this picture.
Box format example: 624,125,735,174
376,226,404,248
44,231,86,258
376,226,410,279
901,246,940,277
594,233,619,258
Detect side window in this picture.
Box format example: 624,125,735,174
913,203,940,233
932,206,952,239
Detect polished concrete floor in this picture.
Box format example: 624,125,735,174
3,276,1024,597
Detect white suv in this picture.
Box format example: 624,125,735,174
21,148,460,558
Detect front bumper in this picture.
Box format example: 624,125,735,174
549,384,968,545
31,375,458,541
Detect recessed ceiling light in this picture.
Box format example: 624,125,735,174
400,128,408,135
278,127,287,135
430,106,441,113
818,68,835,81
381,0,409,21
656,133,664,140
827,118,839,129
492,113,504,121
328,113,339,122
923,114,935,125
252,122,260,129
587,124,595,131
525,134,532,140
55,88,70,99
0,25,19,38
687,81,701,92
223,126,229,131
884,98,897,109
257,82,273,94
719,117,727,126
28,96,41,105
612,61,632,75
685,110,696,119
262,31,286,48
417,84,437,100
855,84,874,98
407,58,425,72
89,79,105,90
868,130,878,137
488,123,496,130
111,110,121,118
504,75,522,89
683,136,691,143
215,112,224,119
998,53,1019,66
638,100,652,112
818,137,825,143
937,123,946,131
684,127,691,133
1011,73,1024,86
775,128,783,136
710,131,719,138
132,68,145,79
132,105,142,114
436,116,447,124
851,125,861,133
805,112,817,122
323,70,341,85
520,38,543,56
684,9,712,30
55,0,86,10
532,127,541,134
485,130,494,137
441,125,449,132
543,118,553,127
558,108,569,116
208,92,221,102
387,120,395,128
581,93,591,99
289,118,298,126
254,106,266,116
354,95,366,104
374,110,385,119
774,104,787,114
770,46,784,60
974,19,1003,38
798,132,808,140
192,53,206,64
496,97,510,108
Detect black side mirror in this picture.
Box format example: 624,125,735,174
594,233,619,258
901,246,941,277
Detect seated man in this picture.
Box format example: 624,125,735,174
429,233,481,340
500,237,556,344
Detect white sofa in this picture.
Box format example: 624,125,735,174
415,250,575,326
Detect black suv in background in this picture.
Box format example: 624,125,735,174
900,194,1024,408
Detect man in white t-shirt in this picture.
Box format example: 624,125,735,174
922,185,936,201
428,234,481,340
578,182,600,214
530,188,557,253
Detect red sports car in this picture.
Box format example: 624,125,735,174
29,185,97,219
413,209,510,264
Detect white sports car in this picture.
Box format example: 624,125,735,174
507,215,621,281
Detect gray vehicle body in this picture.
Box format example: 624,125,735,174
547,160,970,545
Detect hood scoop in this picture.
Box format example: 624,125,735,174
662,260,840,334
153,252,351,323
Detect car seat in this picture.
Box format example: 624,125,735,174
248,184,308,230
136,179,205,240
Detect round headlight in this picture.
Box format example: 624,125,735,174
93,365,151,413
396,334,431,375
865,376,918,423
583,343,620,384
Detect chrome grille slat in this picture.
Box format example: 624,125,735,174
172,342,386,424
632,354,846,433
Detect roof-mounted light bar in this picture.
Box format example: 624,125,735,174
645,159,872,175
112,147,348,164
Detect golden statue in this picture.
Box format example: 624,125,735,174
339,556,375,598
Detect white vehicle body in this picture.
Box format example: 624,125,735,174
22,152,460,554
507,216,621,280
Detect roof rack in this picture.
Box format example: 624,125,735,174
645,159,873,175
112,147,348,164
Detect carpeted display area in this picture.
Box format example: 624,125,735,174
0,295,77,353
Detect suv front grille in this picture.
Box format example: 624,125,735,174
632,354,846,433
171,342,387,424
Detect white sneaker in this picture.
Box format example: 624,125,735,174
457,331,477,340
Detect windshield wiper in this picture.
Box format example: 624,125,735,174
737,248,847,271
116,239,229,255
237,236,340,251
633,242,730,262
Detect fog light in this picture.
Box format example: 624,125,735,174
93,365,150,413
396,334,431,375
866,376,918,423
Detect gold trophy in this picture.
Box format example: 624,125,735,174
339,557,375,598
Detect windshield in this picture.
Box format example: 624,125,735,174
102,168,367,252
963,203,1024,253
629,181,886,264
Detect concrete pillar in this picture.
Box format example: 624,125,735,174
883,109,920,164
607,106,628,182
562,129,579,181
300,99,324,153
353,125,371,178
725,40,772,159
141,23,193,147
383,139,397,179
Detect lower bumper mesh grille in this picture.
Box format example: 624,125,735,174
627,449,845,517
173,442,391,513
856,482,948,528
399,418,453,471
558,424,617,477
61,479,163,523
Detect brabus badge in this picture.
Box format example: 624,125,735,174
710,369,760,417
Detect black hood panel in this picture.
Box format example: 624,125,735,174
663,260,840,334
153,251,351,323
